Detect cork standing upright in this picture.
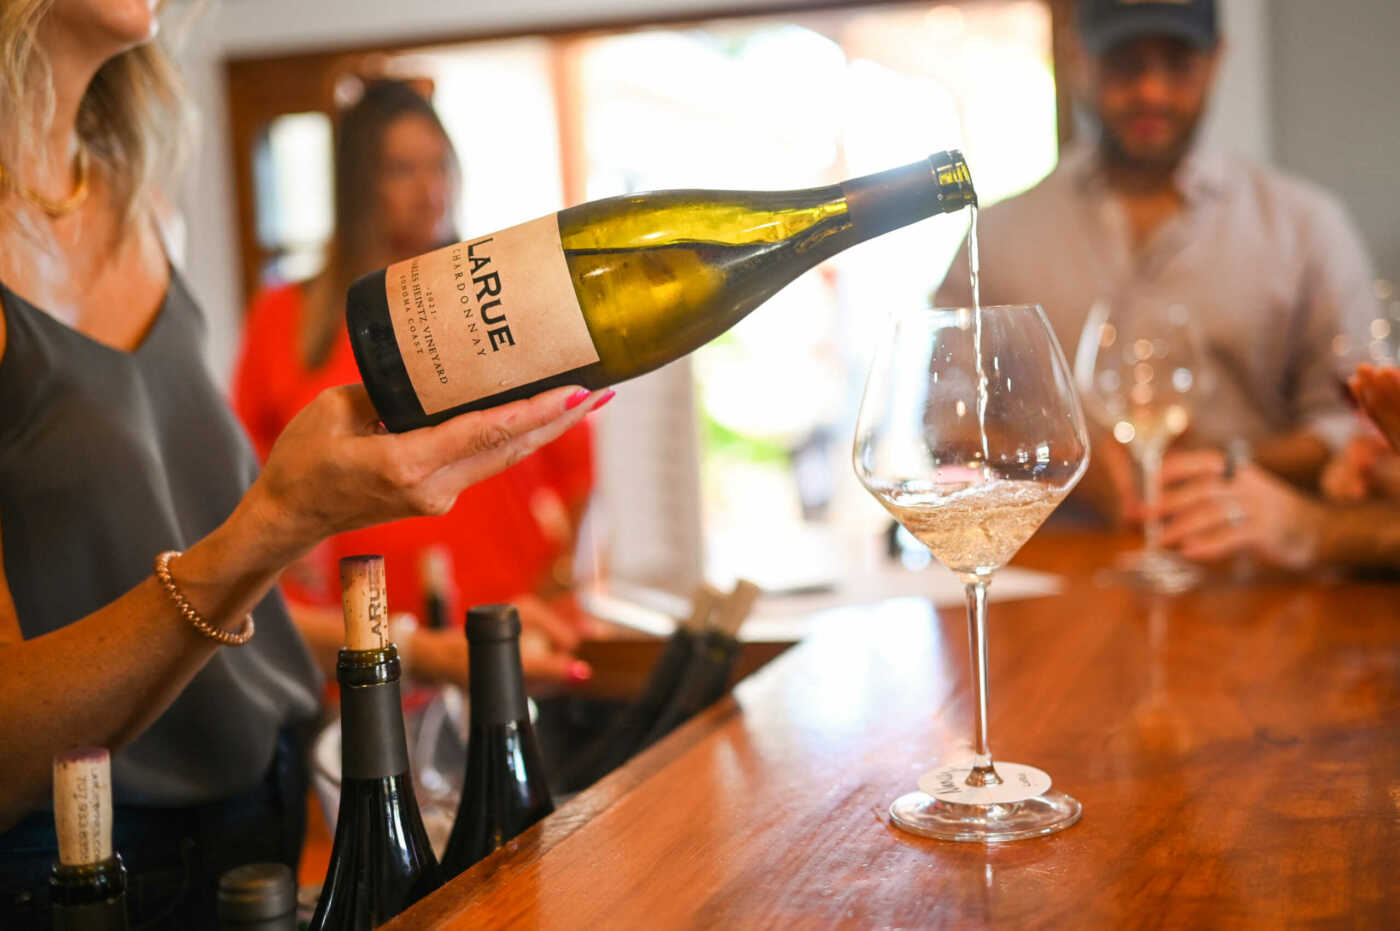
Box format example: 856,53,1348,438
340,555,390,651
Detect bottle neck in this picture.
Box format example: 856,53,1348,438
841,152,975,243
337,647,410,780
468,639,530,727
50,855,127,920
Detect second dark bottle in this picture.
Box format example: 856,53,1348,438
440,605,554,880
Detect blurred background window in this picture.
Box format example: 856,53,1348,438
253,112,334,284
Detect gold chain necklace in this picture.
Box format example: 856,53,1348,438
0,147,91,218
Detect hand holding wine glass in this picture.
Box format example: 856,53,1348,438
853,304,1089,842
1075,300,1206,593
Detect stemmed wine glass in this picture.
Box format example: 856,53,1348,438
853,304,1089,842
1074,301,1205,593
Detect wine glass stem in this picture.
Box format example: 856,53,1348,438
963,578,1001,787
1141,445,1165,555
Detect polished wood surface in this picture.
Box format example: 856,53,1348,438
385,532,1400,929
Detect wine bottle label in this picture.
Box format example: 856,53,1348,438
383,214,600,415
53,748,113,867
917,761,1052,805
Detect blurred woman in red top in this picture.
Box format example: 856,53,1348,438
235,79,598,684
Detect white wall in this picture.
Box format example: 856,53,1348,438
1198,0,1272,162
1271,0,1400,280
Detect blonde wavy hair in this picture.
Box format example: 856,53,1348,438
0,0,196,227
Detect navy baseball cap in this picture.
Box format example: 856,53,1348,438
1077,0,1218,55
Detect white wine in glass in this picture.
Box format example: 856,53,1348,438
854,304,1089,842
1074,300,1205,593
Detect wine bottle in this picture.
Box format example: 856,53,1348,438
419,545,454,631
440,604,554,880
557,584,721,793
348,151,976,431
216,863,297,931
637,580,760,751
309,556,440,931
49,748,127,931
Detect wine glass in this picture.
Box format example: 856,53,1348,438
853,304,1089,841
1074,300,1205,593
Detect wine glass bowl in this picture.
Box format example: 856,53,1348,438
1074,301,1206,593
856,305,1089,578
853,304,1089,842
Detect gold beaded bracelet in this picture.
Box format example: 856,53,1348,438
153,550,255,647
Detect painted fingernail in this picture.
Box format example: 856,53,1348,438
568,660,593,683
590,389,616,411
565,389,592,410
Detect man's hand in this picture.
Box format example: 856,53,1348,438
1156,450,1324,571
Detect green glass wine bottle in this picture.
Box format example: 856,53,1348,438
50,747,128,931
347,151,975,431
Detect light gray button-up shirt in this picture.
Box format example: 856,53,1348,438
934,145,1379,451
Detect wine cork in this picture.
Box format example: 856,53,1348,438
340,555,390,651
53,747,112,867
713,579,761,637
680,584,723,633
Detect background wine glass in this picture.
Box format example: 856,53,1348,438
853,304,1089,842
1074,300,1206,593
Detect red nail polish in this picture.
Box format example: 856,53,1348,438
568,661,593,682
591,389,616,411
565,389,591,410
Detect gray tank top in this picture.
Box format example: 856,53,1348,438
0,272,321,806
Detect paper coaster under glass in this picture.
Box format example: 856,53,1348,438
887,761,1080,842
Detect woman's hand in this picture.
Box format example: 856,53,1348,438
236,384,606,566
402,623,590,688
392,598,593,687
1155,451,1324,571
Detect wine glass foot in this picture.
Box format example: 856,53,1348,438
1109,549,1201,594
890,789,1081,842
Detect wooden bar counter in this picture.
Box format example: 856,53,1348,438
385,532,1400,929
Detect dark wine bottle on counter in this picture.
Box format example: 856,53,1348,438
637,580,760,751
347,152,976,431
50,747,127,931
216,863,297,931
440,605,554,880
557,585,722,793
309,556,440,931
419,545,454,631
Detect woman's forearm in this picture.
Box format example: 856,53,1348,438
1253,429,1333,489
1315,502,1400,570
0,383,599,829
0,499,288,831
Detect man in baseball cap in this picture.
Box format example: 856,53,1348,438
1077,0,1218,56
935,0,1380,572
1078,0,1220,173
